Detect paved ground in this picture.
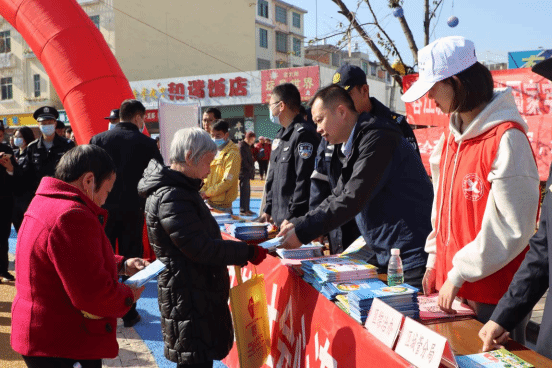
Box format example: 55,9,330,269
1,179,548,367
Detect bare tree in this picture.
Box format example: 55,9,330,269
328,0,444,88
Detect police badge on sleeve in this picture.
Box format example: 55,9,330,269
298,143,313,159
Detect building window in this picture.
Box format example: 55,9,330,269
276,32,287,53
259,28,268,48
370,64,377,76
387,72,392,83
1,77,13,100
331,53,340,67
276,60,288,68
257,58,271,70
0,31,11,53
90,15,100,28
275,6,287,24
362,62,368,75
293,38,301,57
292,12,301,28
258,0,268,18
33,74,41,97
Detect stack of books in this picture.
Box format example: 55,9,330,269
339,236,373,261
348,283,420,324
212,212,238,225
335,294,350,314
320,278,386,300
311,258,378,283
276,244,325,259
418,294,475,324
301,257,378,291
225,222,268,241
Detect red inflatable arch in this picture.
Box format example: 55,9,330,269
1,0,156,260
0,0,133,144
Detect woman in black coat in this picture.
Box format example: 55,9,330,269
138,127,267,368
12,126,35,232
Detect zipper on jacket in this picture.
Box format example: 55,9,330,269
445,140,462,248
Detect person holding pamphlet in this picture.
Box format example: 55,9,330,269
11,145,149,368
138,127,268,368
478,57,552,360
401,36,540,344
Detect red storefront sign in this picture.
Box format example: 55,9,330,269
221,245,411,368
261,66,320,103
404,69,552,181
144,110,158,123
134,76,249,102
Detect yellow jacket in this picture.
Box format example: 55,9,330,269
203,140,241,208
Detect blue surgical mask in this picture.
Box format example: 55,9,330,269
39,124,56,136
108,123,117,130
14,137,24,147
269,107,280,125
213,138,226,148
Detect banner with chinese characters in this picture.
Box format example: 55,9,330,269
261,66,320,103
130,71,262,109
222,250,412,368
404,69,552,181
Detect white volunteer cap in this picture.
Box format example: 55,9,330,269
401,36,477,102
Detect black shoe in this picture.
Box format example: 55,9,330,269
1,272,15,282
123,313,141,328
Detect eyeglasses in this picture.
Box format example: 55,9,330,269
269,101,281,106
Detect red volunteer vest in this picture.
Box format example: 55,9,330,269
434,122,533,304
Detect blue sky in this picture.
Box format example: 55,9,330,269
298,0,552,67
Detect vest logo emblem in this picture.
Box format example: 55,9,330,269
462,173,484,201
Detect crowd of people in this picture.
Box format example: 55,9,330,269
0,35,552,367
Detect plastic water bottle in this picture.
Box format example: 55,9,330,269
387,248,404,286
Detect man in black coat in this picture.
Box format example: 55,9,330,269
479,58,552,359
257,83,320,227
238,131,256,216
0,124,17,282
90,99,163,327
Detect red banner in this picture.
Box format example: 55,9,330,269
404,69,552,181
261,66,320,103
222,249,411,367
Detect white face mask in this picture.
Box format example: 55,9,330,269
39,124,56,136
269,106,280,125
108,123,117,130
14,137,24,147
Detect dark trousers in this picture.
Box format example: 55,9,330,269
22,356,102,368
12,193,33,232
258,160,268,179
104,209,144,259
239,177,251,212
104,208,144,322
177,362,213,368
0,196,13,274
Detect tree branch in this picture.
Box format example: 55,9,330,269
363,0,407,68
331,0,402,88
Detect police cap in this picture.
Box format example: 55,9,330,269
33,106,59,122
332,64,367,91
104,109,120,120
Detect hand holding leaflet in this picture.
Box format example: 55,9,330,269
124,259,166,287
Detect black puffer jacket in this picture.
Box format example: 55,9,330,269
138,159,251,365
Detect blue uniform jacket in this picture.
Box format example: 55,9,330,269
293,112,433,271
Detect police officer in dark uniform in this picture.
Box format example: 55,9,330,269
258,83,320,227
104,108,120,130
0,124,17,282
309,64,421,254
25,106,75,193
